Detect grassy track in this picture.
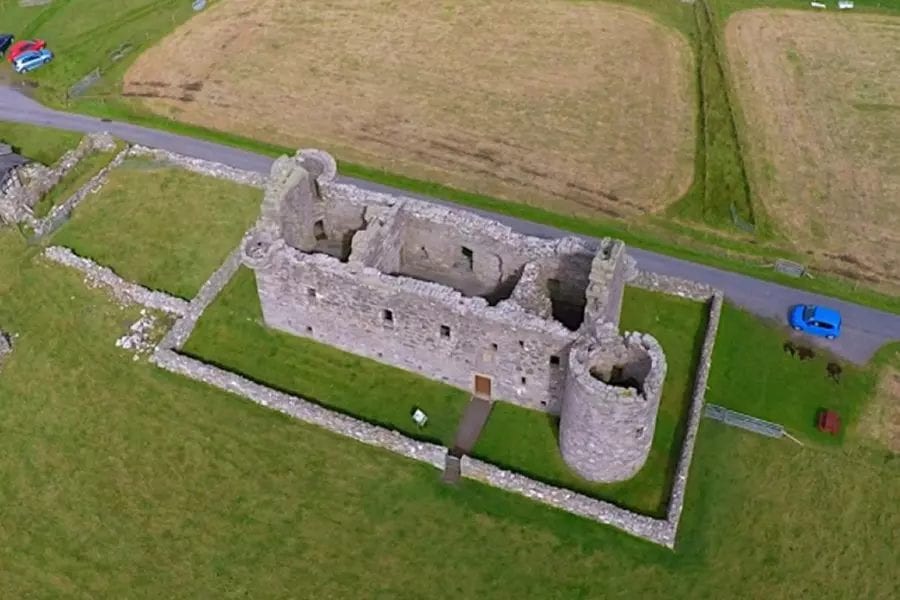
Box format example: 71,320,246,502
668,0,758,232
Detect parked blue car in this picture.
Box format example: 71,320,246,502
13,48,53,74
789,304,842,339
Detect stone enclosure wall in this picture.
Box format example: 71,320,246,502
36,142,725,548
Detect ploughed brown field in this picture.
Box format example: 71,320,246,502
725,10,900,292
124,0,695,219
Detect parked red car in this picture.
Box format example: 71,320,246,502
7,39,46,63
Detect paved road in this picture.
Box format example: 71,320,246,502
1,86,897,363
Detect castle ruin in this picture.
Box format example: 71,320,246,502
241,150,667,483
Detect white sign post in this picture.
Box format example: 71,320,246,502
412,409,428,428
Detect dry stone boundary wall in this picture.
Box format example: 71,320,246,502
126,145,266,188
38,145,725,549
0,132,117,225
42,246,189,316
29,146,130,239
666,291,723,528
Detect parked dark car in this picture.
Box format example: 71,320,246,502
0,34,14,56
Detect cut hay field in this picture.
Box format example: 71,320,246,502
124,0,695,220
725,10,900,292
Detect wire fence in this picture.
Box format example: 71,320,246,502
704,403,785,438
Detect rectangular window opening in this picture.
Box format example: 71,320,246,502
520,376,527,385
382,309,394,324
490,342,498,351
550,355,560,366
313,219,327,241
440,325,451,339
307,287,317,299
461,246,474,270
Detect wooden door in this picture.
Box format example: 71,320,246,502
474,374,492,399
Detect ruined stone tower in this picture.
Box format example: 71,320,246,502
242,149,667,483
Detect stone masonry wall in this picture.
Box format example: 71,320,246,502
34,143,725,549
665,291,723,530
559,326,667,482
630,270,715,301
0,132,116,225
149,347,675,547
43,246,189,316
126,145,266,188
29,147,130,239
246,238,578,413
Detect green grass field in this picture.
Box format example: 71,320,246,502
185,278,707,515
708,304,879,444
1,227,898,597
52,159,261,299
183,267,471,447
472,288,708,516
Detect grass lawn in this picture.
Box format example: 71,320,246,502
472,287,708,516
182,268,470,446
1,228,899,597
0,121,82,165
52,159,261,299
32,145,122,217
707,303,879,444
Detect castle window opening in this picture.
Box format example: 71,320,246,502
306,326,313,334
490,342,498,351
440,325,451,339
520,376,527,385
518,340,525,349
313,219,327,241
382,309,394,325
307,287,317,299
461,246,474,270
550,355,560,366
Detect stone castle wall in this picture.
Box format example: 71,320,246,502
559,327,667,482
247,238,578,412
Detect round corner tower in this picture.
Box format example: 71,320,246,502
558,328,667,483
